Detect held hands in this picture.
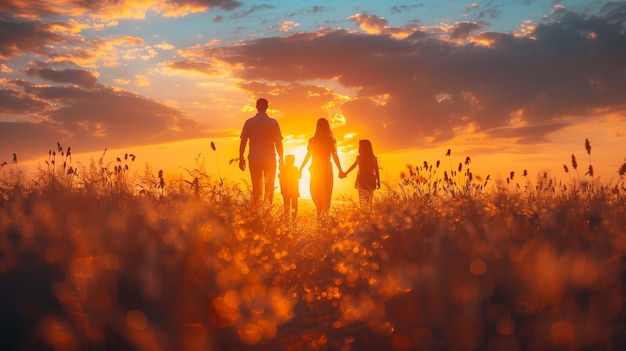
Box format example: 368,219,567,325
338,171,347,179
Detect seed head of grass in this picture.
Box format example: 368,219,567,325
571,154,578,170
585,138,591,155
619,159,626,177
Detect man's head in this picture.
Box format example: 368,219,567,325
256,98,269,112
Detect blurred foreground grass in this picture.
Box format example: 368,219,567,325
1,146,625,351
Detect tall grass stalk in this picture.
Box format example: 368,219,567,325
1,140,625,350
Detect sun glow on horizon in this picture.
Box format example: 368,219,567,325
285,145,311,199
3,1,625,190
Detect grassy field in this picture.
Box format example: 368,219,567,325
1,144,625,350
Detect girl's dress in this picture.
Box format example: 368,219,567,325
355,156,378,190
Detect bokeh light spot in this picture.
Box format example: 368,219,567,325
126,310,148,331
550,320,575,345
469,258,487,275
496,317,515,336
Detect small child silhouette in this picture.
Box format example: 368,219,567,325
278,154,301,226
340,139,380,211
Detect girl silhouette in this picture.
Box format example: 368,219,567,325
341,139,380,211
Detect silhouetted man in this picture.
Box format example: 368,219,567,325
239,98,284,205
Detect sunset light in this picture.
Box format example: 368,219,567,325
2,0,624,190
1,0,625,350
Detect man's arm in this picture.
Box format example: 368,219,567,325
276,140,284,165
239,138,247,171
275,121,284,165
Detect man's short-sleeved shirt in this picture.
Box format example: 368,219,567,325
240,113,283,164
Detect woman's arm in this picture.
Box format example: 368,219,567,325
332,150,343,174
299,151,311,172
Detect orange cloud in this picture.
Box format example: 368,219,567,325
2,3,625,165
134,74,151,87
24,67,99,87
155,42,175,50
349,14,388,34
169,6,626,153
0,83,205,160
276,20,300,33
1,0,243,20
349,14,416,39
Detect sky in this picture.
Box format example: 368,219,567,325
1,0,625,198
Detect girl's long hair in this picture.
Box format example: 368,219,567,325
358,139,377,171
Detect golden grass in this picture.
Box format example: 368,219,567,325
0,141,625,350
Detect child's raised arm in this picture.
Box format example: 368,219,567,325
343,157,359,175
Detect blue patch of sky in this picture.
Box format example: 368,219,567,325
91,0,606,50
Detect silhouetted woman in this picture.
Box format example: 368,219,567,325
341,139,380,211
299,118,344,222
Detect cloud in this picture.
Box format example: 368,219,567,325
449,21,486,41
0,15,68,60
0,82,205,160
161,0,243,17
228,4,274,20
166,61,222,75
390,4,424,15
0,88,53,116
0,121,70,161
465,3,479,13
1,0,243,20
24,67,98,87
273,20,300,33
2,2,625,163
155,41,175,50
0,16,139,68
309,6,330,14
349,13,417,38
349,14,389,34
172,5,626,152
134,74,151,87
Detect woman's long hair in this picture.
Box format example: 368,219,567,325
358,139,377,172
312,118,336,146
